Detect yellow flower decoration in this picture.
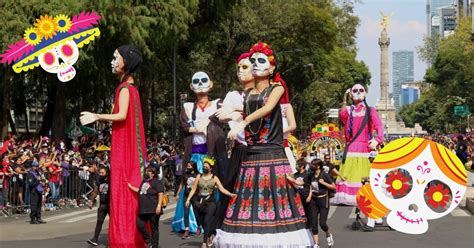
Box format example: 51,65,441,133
54,14,71,33
34,15,58,40
23,27,42,46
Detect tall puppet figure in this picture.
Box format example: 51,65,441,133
173,71,226,233
80,45,146,247
279,78,297,173
214,42,313,247
214,52,255,228
331,84,384,206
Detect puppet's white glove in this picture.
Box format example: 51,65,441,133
80,112,99,125
228,121,246,140
215,105,235,119
368,138,378,151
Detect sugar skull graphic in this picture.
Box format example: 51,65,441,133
0,12,101,82
356,137,467,234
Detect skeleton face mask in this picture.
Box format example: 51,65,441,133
369,138,467,234
350,84,366,102
111,50,123,74
191,71,212,93
237,58,254,83
250,52,273,78
38,40,79,82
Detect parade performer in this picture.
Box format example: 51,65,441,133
214,42,313,247
214,52,255,228
185,157,236,248
174,71,226,233
331,84,383,206
80,45,146,248
172,161,201,238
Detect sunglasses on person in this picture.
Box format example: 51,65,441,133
352,88,365,93
192,77,209,84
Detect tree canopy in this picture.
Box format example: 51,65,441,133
0,0,370,139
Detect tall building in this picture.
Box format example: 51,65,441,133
392,51,414,112
401,83,421,106
427,0,455,37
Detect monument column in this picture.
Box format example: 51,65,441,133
379,28,390,104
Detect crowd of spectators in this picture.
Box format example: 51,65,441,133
0,132,184,216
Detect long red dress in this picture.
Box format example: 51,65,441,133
109,82,147,248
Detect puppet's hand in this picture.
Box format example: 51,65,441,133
80,112,99,125
215,105,235,119
368,138,378,150
229,112,243,121
228,121,246,140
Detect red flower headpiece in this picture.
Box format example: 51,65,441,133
236,52,251,64
249,41,275,65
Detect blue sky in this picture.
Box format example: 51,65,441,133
354,0,428,105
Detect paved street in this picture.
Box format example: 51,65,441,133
1,194,473,248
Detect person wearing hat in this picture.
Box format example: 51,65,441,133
80,45,146,247
185,157,236,248
27,159,47,224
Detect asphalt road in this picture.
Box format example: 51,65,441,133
1,195,473,248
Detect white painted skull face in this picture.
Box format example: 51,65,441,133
191,71,212,93
250,52,272,78
111,50,123,74
370,139,467,234
237,58,254,83
350,84,366,102
38,40,79,82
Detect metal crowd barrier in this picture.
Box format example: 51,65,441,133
0,169,94,216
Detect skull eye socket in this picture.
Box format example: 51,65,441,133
249,58,256,64
257,58,267,64
192,79,200,84
43,52,56,66
242,65,249,70
424,180,452,213
201,78,208,83
61,44,74,57
383,168,413,199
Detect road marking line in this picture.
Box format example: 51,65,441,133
60,213,97,223
450,208,471,217
43,208,97,222
328,206,337,219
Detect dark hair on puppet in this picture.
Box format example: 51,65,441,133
117,44,142,82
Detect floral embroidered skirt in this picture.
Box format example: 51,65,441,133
214,145,313,247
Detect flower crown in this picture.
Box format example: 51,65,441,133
0,11,101,73
203,156,216,167
249,41,275,65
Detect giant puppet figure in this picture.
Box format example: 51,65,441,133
214,52,255,228
179,71,227,174
173,71,228,233
280,83,297,173
80,45,146,248
214,42,313,247
331,84,384,206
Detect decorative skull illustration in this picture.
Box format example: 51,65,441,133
38,40,79,82
369,137,467,234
